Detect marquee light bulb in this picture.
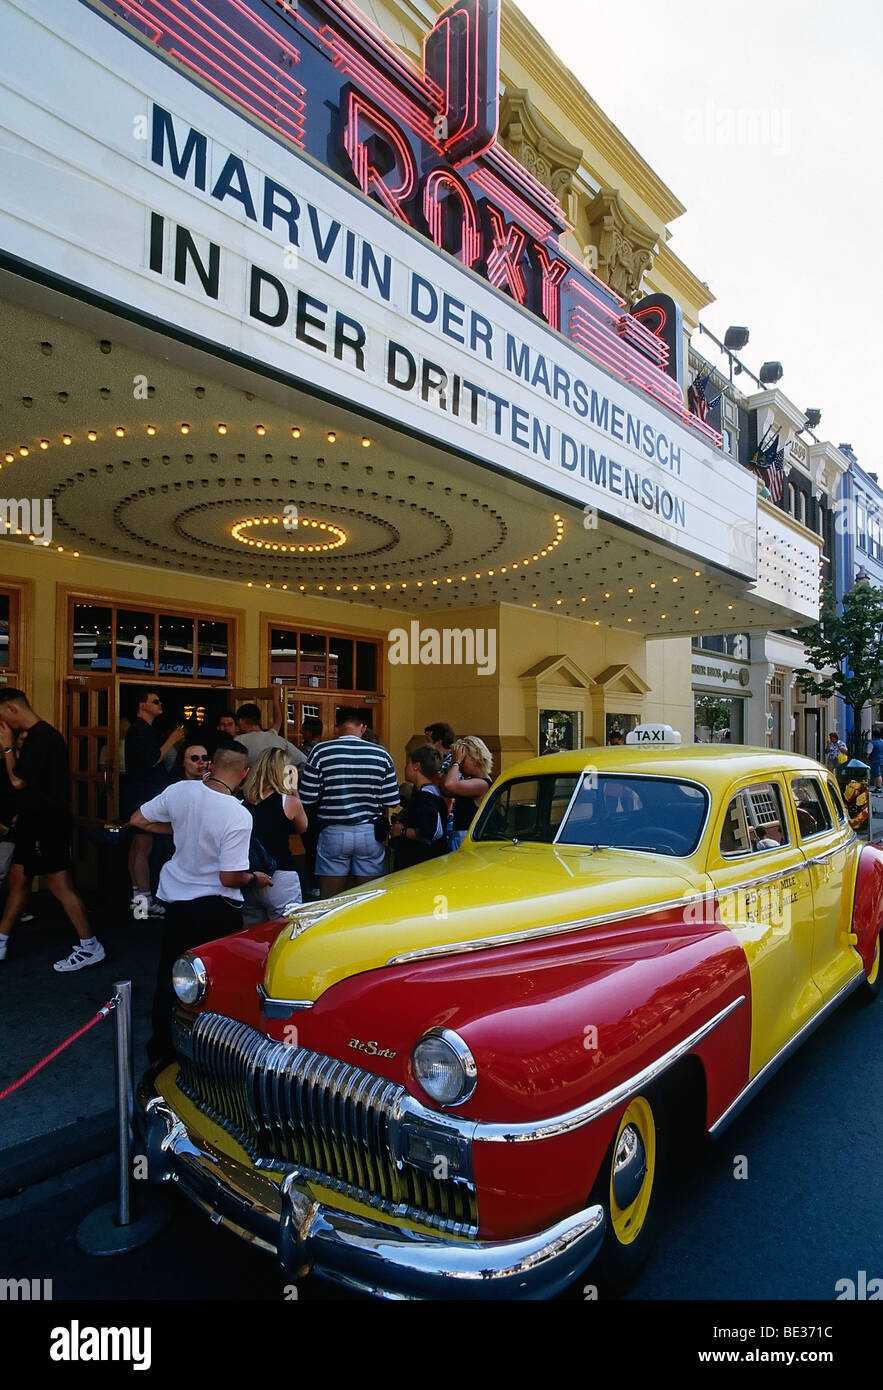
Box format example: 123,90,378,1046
180,423,190,434
146,425,156,436
256,425,266,436
327,431,337,443
115,427,125,438
62,435,72,446
39,440,50,450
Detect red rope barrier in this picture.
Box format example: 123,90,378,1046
0,997,118,1103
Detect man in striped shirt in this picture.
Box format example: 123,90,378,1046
298,708,400,897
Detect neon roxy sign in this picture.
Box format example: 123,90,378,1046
99,0,713,440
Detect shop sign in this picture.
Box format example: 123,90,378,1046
691,658,751,693
0,0,757,578
788,437,807,464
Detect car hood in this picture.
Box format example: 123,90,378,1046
263,842,705,1004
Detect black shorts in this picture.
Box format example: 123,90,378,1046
12,810,72,877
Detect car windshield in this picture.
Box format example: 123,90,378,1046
473,773,709,855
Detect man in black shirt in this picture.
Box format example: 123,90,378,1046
0,689,104,971
122,689,183,917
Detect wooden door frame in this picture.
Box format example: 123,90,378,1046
260,610,388,741
0,573,35,695
55,581,247,727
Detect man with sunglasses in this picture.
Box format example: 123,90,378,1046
122,689,183,918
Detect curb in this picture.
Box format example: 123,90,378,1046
0,1109,115,1199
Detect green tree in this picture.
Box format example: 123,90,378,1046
795,580,883,753
694,694,732,741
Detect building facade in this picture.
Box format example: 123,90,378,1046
1,0,819,876
833,449,883,747
685,339,847,759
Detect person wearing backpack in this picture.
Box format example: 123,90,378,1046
389,745,446,871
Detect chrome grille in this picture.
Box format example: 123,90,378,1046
173,1012,477,1235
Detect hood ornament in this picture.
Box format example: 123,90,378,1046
286,888,386,940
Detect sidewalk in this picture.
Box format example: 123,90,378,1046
0,892,158,1196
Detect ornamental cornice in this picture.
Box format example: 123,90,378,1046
499,88,583,205
746,389,807,433
584,187,658,306
500,2,686,229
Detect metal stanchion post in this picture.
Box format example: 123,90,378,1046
77,978,171,1255
114,979,134,1227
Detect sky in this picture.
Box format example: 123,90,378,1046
513,0,881,465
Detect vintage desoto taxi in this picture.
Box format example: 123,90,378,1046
138,727,882,1299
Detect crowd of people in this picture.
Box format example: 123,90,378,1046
0,689,496,1063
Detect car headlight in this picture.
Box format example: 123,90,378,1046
171,953,208,1006
411,1027,477,1107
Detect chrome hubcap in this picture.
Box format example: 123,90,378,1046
612,1122,647,1209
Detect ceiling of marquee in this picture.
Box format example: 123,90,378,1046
0,292,792,636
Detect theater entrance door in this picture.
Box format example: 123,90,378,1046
65,675,115,887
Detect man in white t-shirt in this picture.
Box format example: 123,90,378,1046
130,743,271,1065
234,701,306,768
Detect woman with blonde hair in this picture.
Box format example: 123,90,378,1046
241,747,308,919
440,735,493,849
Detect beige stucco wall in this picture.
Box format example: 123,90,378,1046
644,636,694,737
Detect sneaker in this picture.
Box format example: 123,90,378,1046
20,912,34,923
130,893,165,919
53,942,106,972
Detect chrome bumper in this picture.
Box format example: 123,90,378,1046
139,1095,605,1300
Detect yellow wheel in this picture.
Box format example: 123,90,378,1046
861,932,881,1001
609,1097,657,1245
590,1089,663,1294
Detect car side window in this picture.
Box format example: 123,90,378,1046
720,782,789,857
790,776,833,840
826,777,847,825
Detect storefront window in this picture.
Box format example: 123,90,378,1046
270,627,382,694
694,694,744,743
70,599,229,679
605,714,636,743
0,591,13,670
692,633,750,659
116,609,155,673
197,620,229,680
270,629,298,682
328,635,353,690
299,633,327,688
72,604,113,671
539,710,581,754
158,615,195,676
355,641,377,691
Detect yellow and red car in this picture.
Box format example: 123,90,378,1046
138,733,882,1299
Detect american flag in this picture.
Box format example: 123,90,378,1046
751,432,785,504
688,370,711,422
766,445,786,504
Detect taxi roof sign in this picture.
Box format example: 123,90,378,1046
626,723,682,746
